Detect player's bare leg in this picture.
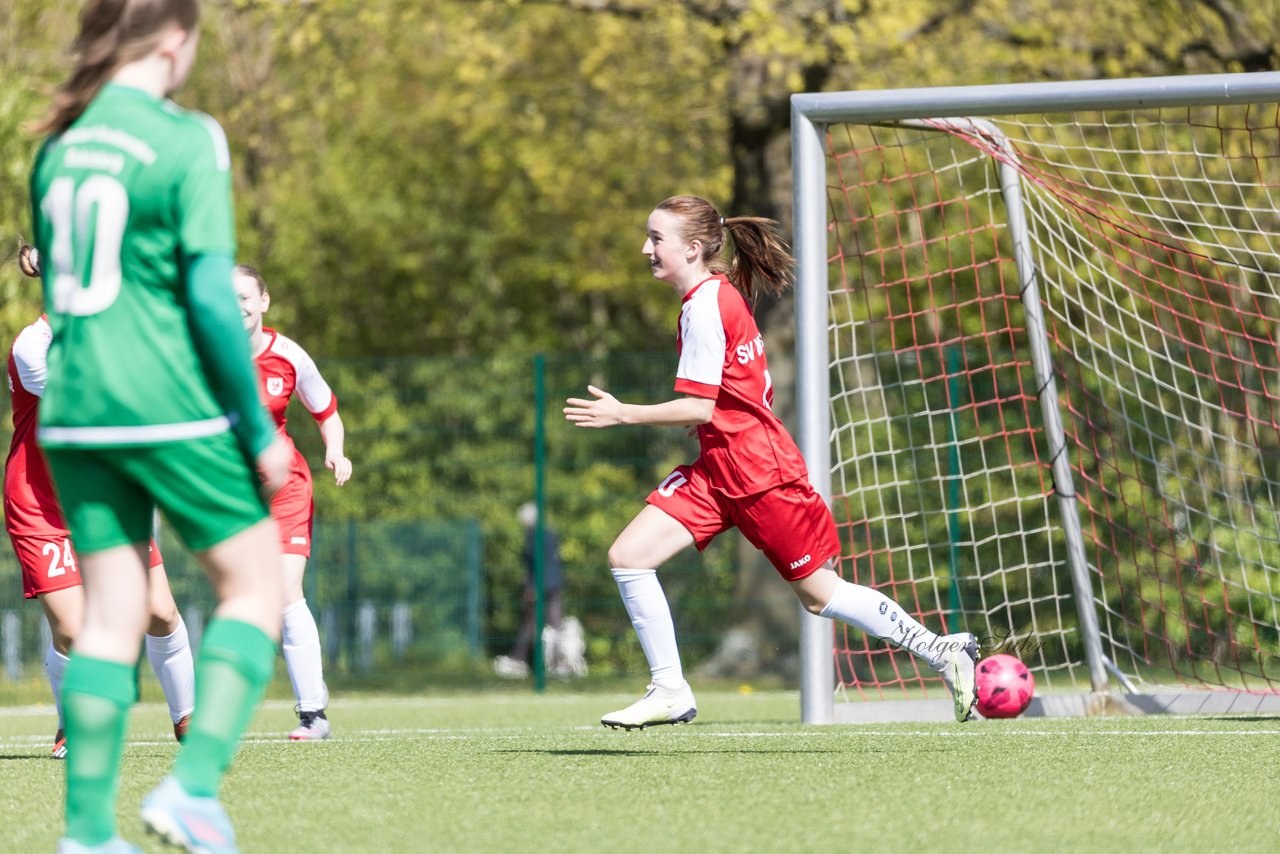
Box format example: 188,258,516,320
281,553,331,740
38,584,81,655
39,562,194,758
601,505,699,730
791,563,978,721
141,520,282,853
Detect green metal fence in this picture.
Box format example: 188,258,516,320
0,353,744,686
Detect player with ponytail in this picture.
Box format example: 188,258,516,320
7,244,195,760
28,2,290,851
566,195,980,730
31,0,201,138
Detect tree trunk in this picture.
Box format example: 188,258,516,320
700,83,812,677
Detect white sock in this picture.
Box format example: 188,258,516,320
283,598,329,712
612,568,684,689
542,624,562,671
145,617,196,723
819,580,948,669
44,644,69,728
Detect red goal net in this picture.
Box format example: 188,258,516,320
823,104,1280,700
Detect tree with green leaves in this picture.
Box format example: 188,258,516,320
2,0,1275,678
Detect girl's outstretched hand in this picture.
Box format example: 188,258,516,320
565,385,625,429
326,449,353,486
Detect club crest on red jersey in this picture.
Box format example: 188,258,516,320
267,377,285,396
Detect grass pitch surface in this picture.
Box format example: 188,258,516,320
2,689,1277,852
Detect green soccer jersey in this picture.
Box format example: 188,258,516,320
29,83,269,453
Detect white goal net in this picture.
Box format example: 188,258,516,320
792,73,1280,720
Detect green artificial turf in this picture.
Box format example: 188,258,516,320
2,690,1277,852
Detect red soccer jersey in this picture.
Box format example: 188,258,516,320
254,328,338,472
673,274,809,498
4,316,67,537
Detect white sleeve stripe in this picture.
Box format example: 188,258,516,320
272,333,334,414
676,284,726,388
12,322,51,398
194,113,231,172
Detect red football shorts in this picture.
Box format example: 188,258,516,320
645,462,840,581
270,467,314,557
13,533,164,599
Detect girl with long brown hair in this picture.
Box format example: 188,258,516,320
566,195,980,729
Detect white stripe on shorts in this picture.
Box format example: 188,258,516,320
39,415,232,445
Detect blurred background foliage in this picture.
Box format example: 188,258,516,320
0,1,1276,687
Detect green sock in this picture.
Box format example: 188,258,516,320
63,656,136,845
173,618,275,797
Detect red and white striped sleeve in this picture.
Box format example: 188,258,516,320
674,281,726,400
276,333,338,423
11,318,52,399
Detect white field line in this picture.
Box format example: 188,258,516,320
0,695,644,716
3,725,1279,751
695,729,1280,737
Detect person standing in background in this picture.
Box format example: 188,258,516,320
495,502,585,679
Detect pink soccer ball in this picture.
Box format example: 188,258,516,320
975,654,1035,718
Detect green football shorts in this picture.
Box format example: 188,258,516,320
44,432,270,555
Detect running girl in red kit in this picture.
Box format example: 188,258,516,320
232,264,351,741
7,244,195,758
565,195,979,729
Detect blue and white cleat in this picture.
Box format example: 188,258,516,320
936,632,980,722
140,776,237,854
288,708,332,741
601,682,697,730
56,837,141,853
